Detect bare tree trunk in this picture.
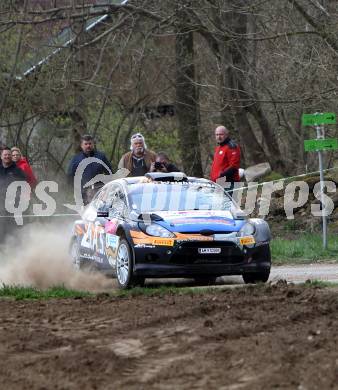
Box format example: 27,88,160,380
198,1,267,167
234,107,265,166
0,0,28,120
246,102,285,170
225,48,267,165
70,12,88,152
228,4,285,171
175,1,203,177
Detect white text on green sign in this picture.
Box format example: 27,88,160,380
302,113,336,126
304,138,338,152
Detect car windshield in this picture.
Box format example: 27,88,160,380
127,182,233,213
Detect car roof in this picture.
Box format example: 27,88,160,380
101,175,217,193
120,175,215,186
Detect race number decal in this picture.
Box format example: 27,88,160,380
81,222,105,255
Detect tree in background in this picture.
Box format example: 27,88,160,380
1,0,338,181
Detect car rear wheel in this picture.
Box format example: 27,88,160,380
116,238,144,289
70,237,82,270
69,237,92,271
242,269,270,284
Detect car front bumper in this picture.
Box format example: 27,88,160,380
133,241,271,278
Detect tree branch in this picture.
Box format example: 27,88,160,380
287,0,338,54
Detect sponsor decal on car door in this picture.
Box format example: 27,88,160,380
81,222,105,262
105,219,119,267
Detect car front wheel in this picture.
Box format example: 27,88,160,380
242,269,270,284
116,238,144,289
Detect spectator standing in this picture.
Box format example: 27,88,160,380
67,134,112,205
0,147,27,242
150,152,180,173
210,125,241,187
0,147,27,184
11,147,37,189
118,133,156,177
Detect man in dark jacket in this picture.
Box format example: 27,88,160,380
0,147,27,242
67,134,112,205
210,126,241,184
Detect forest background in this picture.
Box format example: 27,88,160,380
1,0,337,185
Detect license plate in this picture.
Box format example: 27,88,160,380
198,248,221,254
239,236,255,245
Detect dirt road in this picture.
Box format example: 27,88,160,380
147,264,338,287
270,263,338,283
0,283,338,389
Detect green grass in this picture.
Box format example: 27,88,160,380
0,284,224,300
0,285,92,300
1,280,337,301
303,279,338,288
272,233,338,264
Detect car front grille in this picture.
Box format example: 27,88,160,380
171,241,244,265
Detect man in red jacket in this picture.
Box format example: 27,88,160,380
210,126,241,186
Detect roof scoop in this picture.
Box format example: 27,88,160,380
145,172,188,182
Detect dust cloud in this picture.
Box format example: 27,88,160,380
0,221,116,292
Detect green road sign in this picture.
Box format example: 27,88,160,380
304,138,338,152
302,113,336,126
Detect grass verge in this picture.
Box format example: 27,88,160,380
303,279,338,288
271,233,338,264
0,284,224,300
1,281,337,301
0,285,92,300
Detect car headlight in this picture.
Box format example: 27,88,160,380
145,224,176,238
238,222,256,237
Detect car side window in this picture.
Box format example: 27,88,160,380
109,188,128,218
105,184,119,209
93,186,109,211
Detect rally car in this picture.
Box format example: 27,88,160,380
69,172,271,288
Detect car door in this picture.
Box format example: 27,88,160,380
80,185,110,266
101,185,129,271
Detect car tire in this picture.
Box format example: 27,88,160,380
69,237,82,270
69,237,92,271
193,276,218,286
242,246,271,284
242,269,270,284
116,238,144,289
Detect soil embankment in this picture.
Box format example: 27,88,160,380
0,283,337,389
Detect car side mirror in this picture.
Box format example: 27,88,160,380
97,210,109,218
231,208,246,220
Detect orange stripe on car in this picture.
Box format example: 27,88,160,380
129,230,214,244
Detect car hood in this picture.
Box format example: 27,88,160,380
153,210,246,233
